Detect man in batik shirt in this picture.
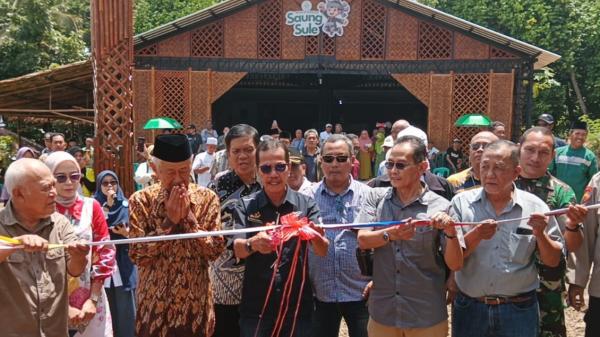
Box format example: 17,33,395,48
516,127,586,337
129,134,225,337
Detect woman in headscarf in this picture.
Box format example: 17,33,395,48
45,151,115,337
94,170,137,337
0,147,37,204
373,126,386,174
358,130,373,180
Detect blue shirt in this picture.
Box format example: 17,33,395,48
307,177,372,302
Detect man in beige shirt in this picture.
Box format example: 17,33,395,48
0,158,89,337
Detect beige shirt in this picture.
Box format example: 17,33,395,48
574,172,600,296
0,202,78,337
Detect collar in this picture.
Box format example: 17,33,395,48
319,175,356,197
518,172,554,191
474,183,525,208
302,147,320,156
256,187,298,209
385,183,431,206
1,201,53,230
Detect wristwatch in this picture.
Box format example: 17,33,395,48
382,231,390,242
245,240,254,254
566,223,583,232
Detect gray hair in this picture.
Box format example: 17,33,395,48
395,135,427,163
4,158,50,196
304,129,318,139
322,134,353,156
483,140,519,167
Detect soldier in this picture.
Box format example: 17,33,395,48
516,127,586,337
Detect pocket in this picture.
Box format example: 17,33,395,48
6,251,25,263
510,297,537,311
509,233,536,265
453,293,473,310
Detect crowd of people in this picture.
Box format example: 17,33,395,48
1,115,600,337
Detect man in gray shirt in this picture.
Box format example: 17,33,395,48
451,140,564,337
357,135,463,337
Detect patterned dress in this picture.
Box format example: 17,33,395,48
129,183,225,337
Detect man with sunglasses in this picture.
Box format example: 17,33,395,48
233,139,329,337
356,135,463,337
447,131,499,194
305,134,372,337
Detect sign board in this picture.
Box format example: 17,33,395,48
285,0,350,38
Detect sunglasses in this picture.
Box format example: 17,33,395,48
470,142,489,151
384,161,415,171
102,180,117,187
322,155,349,163
54,173,81,184
259,163,288,174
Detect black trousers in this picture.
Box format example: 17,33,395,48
213,304,240,337
585,296,600,337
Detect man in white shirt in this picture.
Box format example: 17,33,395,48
320,123,333,143
193,137,218,187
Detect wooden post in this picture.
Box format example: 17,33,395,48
91,0,134,196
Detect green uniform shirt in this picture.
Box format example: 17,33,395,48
549,145,598,202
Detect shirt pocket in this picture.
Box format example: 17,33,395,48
402,228,439,268
6,251,25,264
508,233,536,265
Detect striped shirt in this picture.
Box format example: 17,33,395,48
306,177,372,302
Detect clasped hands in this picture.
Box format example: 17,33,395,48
164,184,192,226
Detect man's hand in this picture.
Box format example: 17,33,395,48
15,235,48,253
476,220,497,240
568,284,586,311
387,221,415,241
431,212,457,236
106,189,116,207
528,213,548,237
362,281,373,300
67,242,90,261
165,185,187,224
249,232,273,254
566,204,587,229
80,299,97,322
111,224,129,238
308,222,325,237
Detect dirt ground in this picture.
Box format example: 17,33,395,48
338,305,586,336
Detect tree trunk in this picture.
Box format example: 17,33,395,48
570,69,588,115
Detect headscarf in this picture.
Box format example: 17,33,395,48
93,170,129,227
374,132,385,154
44,151,81,207
0,147,37,202
358,131,372,150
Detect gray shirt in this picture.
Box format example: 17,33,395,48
451,187,564,298
356,187,450,329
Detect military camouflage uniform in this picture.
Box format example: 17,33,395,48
516,173,576,337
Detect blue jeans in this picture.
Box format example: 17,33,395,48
452,292,538,337
312,299,368,337
105,286,136,337
240,316,312,337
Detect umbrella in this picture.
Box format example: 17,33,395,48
454,113,492,127
143,117,183,130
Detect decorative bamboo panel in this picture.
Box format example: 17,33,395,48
336,0,362,60
211,72,247,103
282,0,305,59
156,71,190,128
418,21,452,60
391,73,431,107
490,46,517,59
450,73,490,151
192,21,224,57
91,0,134,196
489,71,515,136
157,32,191,57
385,9,418,60
136,44,157,56
454,33,489,59
322,35,336,56
360,0,386,60
190,71,210,130
258,0,283,59
224,6,258,58
132,69,153,141
428,74,453,150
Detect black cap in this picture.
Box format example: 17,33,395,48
270,128,280,135
571,120,588,130
67,146,83,156
537,114,555,125
152,134,192,162
279,131,291,140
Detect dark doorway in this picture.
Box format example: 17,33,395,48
212,74,427,135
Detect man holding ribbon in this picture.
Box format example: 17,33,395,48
233,139,329,337
0,158,89,337
128,134,225,337
451,140,564,337
356,135,463,337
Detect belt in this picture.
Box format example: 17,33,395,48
463,292,534,305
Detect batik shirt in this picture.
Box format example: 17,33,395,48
208,170,261,305
516,173,576,337
447,167,480,194
129,183,225,337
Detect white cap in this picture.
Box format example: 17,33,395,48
206,137,218,145
396,125,428,147
383,135,394,148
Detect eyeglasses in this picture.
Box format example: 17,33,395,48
470,142,489,151
384,161,415,171
54,173,81,184
322,155,349,163
259,163,288,174
102,181,117,187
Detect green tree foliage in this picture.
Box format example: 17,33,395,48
418,0,600,135
0,0,90,80
134,0,216,34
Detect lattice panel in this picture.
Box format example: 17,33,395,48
490,47,517,59
211,72,247,103
428,74,453,150
156,71,190,128
224,6,258,58
336,0,362,60
192,21,224,57
258,0,282,59
391,73,430,106
361,0,386,59
385,9,418,60
190,71,210,130
136,44,157,56
157,32,191,57
132,70,153,140
323,35,336,56
306,36,319,56
451,73,490,152
489,72,515,137
454,33,489,59
418,21,452,60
